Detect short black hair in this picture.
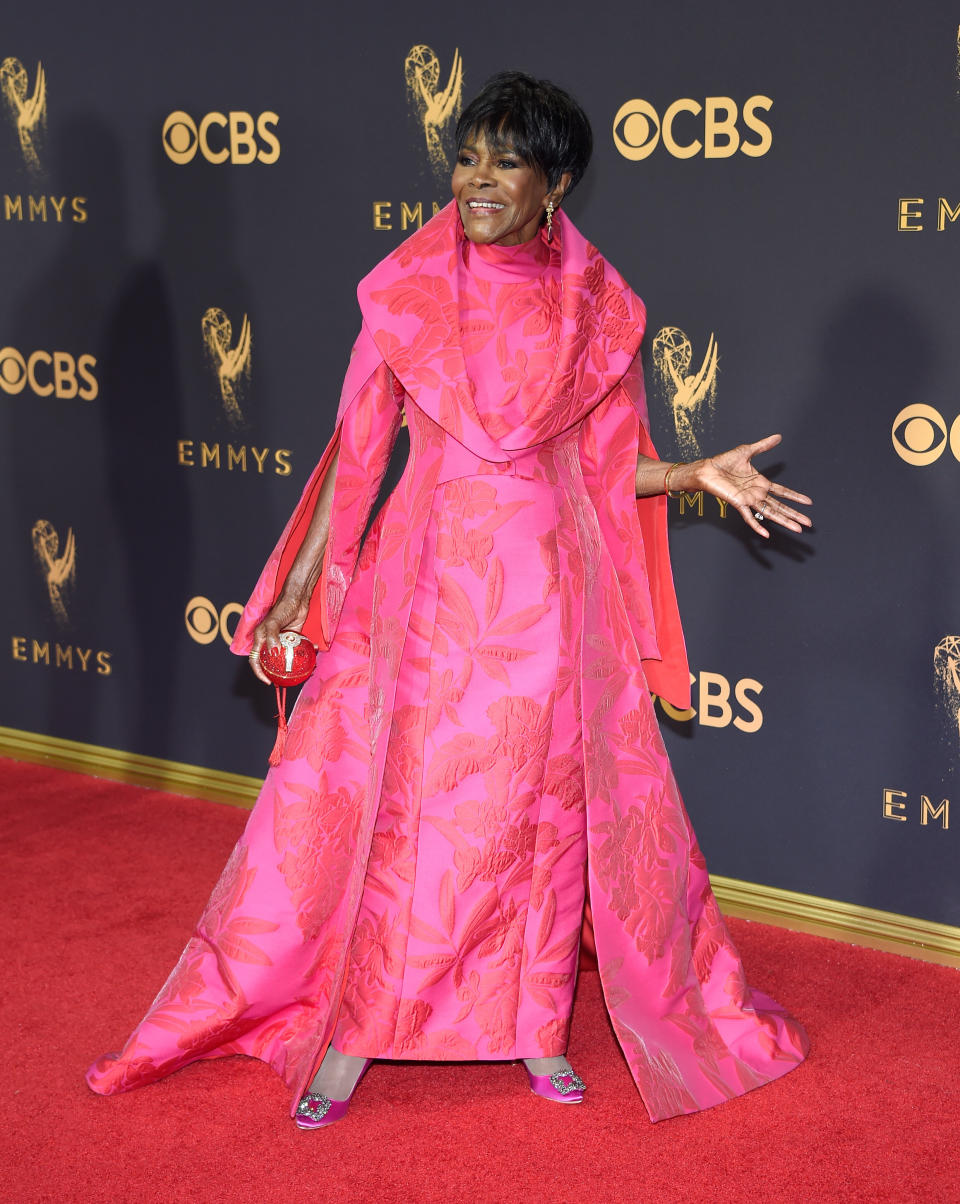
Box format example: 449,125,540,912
455,71,593,194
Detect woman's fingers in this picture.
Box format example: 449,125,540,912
248,634,271,684
767,481,813,507
765,507,807,533
249,619,282,683
759,480,813,529
744,432,782,457
740,503,771,539
754,494,811,533
763,497,812,529
248,656,272,685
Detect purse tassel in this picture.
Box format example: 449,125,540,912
268,685,288,767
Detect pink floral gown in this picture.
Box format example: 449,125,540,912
86,204,808,1121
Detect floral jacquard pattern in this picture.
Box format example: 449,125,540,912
87,204,807,1122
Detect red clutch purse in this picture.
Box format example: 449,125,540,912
258,631,317,765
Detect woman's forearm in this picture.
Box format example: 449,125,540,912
276,448,340,608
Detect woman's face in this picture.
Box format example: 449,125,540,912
452,132,563,246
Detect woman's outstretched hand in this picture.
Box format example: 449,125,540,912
248,595,308,685
697,434,812,539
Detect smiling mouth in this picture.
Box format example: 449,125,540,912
466,199,505,212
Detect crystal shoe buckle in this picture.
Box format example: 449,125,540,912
549,1071,586,1095
295,1091,333,1120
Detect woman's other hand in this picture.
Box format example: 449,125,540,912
248,596,309,684
247,447,340,683
697,434,812,539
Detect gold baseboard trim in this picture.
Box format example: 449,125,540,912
712,874,960,969
0,725,261,809
2,726,958,968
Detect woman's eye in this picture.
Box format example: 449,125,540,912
498,159,517,169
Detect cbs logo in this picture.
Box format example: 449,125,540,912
162,111,280,165
185,596,243,645
655,671,763,732
891,404,960,466
613,96,773,161
0,347,98,400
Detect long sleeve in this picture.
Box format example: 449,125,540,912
230,350,403,655
578,361,690,711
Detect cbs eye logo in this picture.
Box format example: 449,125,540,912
891,404,960,466
613,96,773,161
185,595,243,645
162,111,280,165
0,346,98,399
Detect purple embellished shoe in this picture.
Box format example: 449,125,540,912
294,1059,372,1130
525,1065,587,1104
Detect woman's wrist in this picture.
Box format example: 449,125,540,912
280,553,327,608
663,459,707,495
662,461,684,494
274,583,312,620
635,455,709,497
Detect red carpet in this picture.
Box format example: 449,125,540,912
2,758,958,1204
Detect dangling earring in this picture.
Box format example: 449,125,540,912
545,200,555,242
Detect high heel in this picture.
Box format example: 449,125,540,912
295,1058,372,1130
525,1065,587,1104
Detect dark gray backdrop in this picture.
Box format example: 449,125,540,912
2,1,957,926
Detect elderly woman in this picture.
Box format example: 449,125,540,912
87,72,811,1127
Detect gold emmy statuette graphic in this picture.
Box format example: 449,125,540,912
202,307,251,426
934,636,960,745
651,326,719,459
32,519,75,625
956,25,960,85
404,44,463,181
0,57,46,172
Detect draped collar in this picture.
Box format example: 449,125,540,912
355,200,646,460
